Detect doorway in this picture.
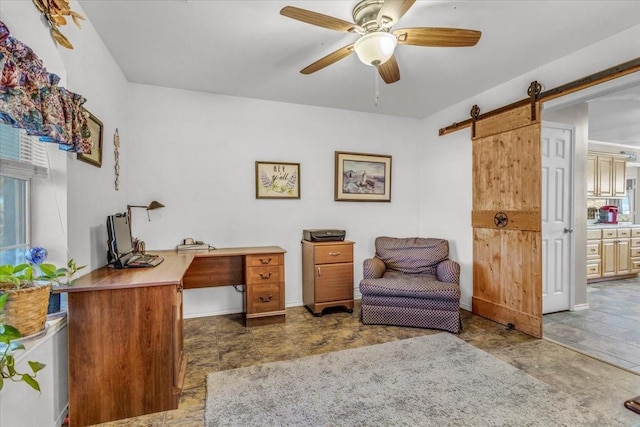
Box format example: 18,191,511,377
541,73,640,372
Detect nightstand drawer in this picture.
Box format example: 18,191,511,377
314,244,353,264
246,283,282,314
246,254,283,267
246,265,281,284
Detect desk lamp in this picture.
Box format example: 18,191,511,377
127,200,165,222
127,201,165,254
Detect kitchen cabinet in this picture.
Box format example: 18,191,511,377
587,226,640,282
587,151,627,198
631,228,640,272
586,229,602,279
302,240,354,315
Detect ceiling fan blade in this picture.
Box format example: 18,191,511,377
300,44,355,75
377,56,400,84
377,0,416,27
394,27,481,47
281,6,363,33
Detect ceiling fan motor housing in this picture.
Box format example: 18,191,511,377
353,0,387,32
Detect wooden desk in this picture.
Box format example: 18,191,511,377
56,246,286,427
184,246,286,327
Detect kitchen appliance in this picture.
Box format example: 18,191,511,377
599,205,618,224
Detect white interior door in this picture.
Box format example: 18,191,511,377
542,123,574,314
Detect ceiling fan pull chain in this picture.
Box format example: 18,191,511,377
374,66,380,106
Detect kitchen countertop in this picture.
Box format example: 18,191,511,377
587,222,639,228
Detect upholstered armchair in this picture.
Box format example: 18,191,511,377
359,237,461,333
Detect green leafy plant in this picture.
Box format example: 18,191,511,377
0,248,85,392
0,257,86,290
0,293,46,391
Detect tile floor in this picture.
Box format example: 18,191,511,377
95,302,640,426
544,277,640,373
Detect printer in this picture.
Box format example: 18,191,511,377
303,229,346,242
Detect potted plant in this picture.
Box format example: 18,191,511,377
0,292,46,391
0,247,85,336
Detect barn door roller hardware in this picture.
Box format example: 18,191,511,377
527,81,542,121
439,56,640,136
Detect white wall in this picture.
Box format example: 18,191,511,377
1,1,129,272
127,85,422,315
419,24,640,310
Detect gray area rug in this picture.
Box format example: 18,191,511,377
205,333,623,426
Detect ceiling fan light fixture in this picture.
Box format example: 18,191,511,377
354,31,397,66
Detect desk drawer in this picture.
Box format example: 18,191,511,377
247,265,281,284
314,244,353,264
246,254,283,267
246,283,282,314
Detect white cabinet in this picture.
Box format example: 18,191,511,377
0,318,68,427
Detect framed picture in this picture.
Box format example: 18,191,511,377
255,161,300,199
335,151,392,202
77,110,103,167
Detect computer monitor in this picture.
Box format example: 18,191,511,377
107,213,134,268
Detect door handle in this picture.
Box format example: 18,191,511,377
564,228,574,233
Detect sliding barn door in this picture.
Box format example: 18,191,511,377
472,103,542,338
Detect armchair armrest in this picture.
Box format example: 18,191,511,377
437,259,460,284
363,257,386,279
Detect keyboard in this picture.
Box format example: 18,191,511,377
127,254,164,268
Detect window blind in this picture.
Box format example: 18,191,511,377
0,124,48,178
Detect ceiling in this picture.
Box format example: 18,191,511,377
588,84,640,147
76,0,640,120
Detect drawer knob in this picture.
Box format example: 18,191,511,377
259,272,272,280
329,252,341,256
260,295,273,302
259,257,272,265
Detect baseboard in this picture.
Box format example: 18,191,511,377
572,303,590,311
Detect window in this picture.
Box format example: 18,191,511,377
0,124,47,264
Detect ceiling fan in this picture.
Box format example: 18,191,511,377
280,0,481,84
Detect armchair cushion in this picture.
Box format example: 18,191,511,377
375,237,449,275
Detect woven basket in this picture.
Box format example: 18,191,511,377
0,283,51,337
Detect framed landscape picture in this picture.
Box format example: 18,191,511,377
335,151,391,202
255,161,300,199
77,110,103,167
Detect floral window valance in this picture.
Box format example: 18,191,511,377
0,20,90,153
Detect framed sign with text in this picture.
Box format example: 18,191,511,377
255,161,300,199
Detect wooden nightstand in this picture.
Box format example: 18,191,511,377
302,240,354,316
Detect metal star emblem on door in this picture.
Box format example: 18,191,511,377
494,212,508,228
